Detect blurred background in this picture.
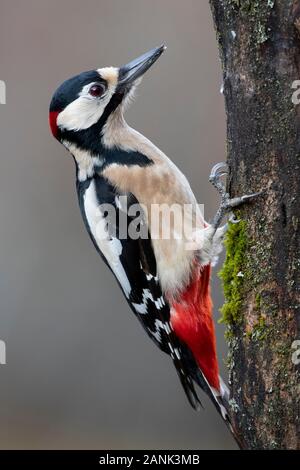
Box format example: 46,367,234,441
0,0,235,449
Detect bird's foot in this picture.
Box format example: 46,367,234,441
209,162,228,196
209,162,262,234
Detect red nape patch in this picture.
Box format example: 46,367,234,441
170,264,220,391
49,111,60,138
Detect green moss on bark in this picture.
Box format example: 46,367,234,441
218,220,248,325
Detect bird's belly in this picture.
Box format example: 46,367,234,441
151,237,195,296
146,202,204,296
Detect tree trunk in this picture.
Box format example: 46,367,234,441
209,0,300,449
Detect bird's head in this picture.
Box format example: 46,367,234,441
49,45,166,152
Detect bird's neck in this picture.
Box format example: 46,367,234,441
64,111,155,182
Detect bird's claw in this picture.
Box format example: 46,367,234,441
209,162,228,180
227,191,263,209
209,162,228,196
229,213,240,224
209,162,263,233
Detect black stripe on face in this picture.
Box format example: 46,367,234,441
59,91,125,154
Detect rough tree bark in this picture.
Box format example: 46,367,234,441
209,0,300,449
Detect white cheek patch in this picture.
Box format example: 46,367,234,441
57,96,105,131
57,80,117,132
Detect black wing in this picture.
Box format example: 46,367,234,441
76,173,201,409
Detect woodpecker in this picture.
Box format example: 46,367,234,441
49,46,259,426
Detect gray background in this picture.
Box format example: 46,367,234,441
0,0,235,449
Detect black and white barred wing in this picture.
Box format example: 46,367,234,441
78,174,201,408
78,175,169,349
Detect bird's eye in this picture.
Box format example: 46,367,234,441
89,83,105,97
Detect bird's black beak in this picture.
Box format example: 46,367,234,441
117,45,166,90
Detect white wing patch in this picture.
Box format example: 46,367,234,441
84,180,131,298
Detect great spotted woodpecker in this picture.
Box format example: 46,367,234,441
49,46,259,427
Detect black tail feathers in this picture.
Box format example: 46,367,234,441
175,363,202,410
